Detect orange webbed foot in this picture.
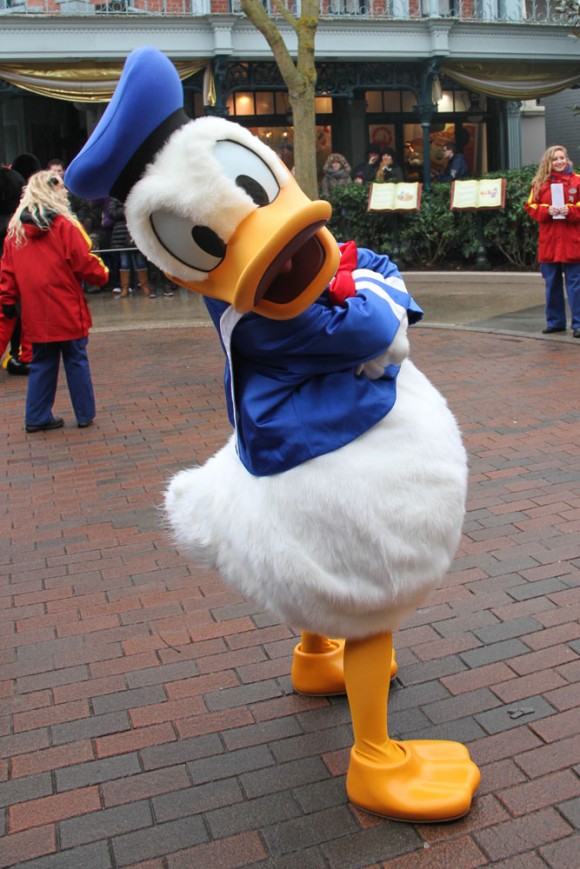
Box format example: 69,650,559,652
346,739,480,823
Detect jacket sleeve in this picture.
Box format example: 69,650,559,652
565,176,580,223
353,247,422,322
525,186,551,223
234,276,420,376
354,247,404,283
565,204,580,223
0,245,19,306
62,218,109,287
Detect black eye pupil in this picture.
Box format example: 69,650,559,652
236,175,269,207
191,225,226,258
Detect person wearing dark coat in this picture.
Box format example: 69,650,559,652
320,153,352,197
10,153,41,183
2,154,42,373
353,144,381,183
107,197,153,297
435,142,469,182
374,148,404,183
0,166,31,375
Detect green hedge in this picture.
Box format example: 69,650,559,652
326,165,539,270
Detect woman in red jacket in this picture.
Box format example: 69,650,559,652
525,145,580,338
0,170,109,432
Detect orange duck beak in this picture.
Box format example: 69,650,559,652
168,176,341,321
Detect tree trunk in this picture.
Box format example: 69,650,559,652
289,83,317,199
240,0,320,200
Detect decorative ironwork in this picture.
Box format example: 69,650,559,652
316,62,422,97
222,60,425,100
223,62,285,92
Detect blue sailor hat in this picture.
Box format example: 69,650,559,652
65,46,189,202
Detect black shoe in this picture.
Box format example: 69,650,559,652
78,419,94,428
6,357,30,376
542,326,566,334
573,329,580,339
25,416,64,433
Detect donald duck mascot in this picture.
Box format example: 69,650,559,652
66,47,480,823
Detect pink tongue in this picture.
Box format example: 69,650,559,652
280,258,293,274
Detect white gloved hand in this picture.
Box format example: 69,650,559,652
356,316,410,380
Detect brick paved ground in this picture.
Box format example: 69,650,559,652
1,325,579,868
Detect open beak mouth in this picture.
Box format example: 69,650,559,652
169,178,341,320
255,222,327,306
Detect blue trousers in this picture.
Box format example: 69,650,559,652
540,262,580,330
118,249,147,271
25,338,96,427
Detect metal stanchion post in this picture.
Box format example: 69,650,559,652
474,211,490,270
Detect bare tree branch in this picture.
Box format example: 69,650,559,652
270,0,299,32
239,0,321,198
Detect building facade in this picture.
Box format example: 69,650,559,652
541,86,580,164
0,1,579,185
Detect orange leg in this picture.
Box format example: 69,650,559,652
344,632,480,822
292,632,346,695
291,630,397,696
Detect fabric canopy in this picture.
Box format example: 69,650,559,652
441,61,580,99
2,58,578,104
0,59,208,102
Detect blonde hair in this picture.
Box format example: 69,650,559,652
7,170,76,246
532,145,572,199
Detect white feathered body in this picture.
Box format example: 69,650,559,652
165,358,467,639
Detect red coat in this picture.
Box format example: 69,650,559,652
525,170,580,264
0,214,108,343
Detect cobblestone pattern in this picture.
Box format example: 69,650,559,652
1,326,579,868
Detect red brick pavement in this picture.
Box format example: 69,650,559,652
1,325,579,868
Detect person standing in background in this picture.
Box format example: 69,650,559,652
353,145,381,183
11,153,41,183
46,158,65,177
374,147,404,183
320,153,352,197
47,158,106,294
0,170,109,431
107,196,153,297
435,142,468,182
525,145,580,338
0,165,31,375
99,196,120,292
3,155,42,373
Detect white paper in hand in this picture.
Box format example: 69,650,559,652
551,183,566,219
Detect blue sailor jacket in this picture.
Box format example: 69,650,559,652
204,247,423,476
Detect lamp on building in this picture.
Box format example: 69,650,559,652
431,74,442,104
466,92,484,123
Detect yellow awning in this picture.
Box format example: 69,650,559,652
441,61,580,100
0,59,208,103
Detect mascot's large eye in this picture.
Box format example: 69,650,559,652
149,211,226,272
213,139,279,206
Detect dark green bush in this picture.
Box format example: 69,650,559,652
326,166,539,271
481,166,538,269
